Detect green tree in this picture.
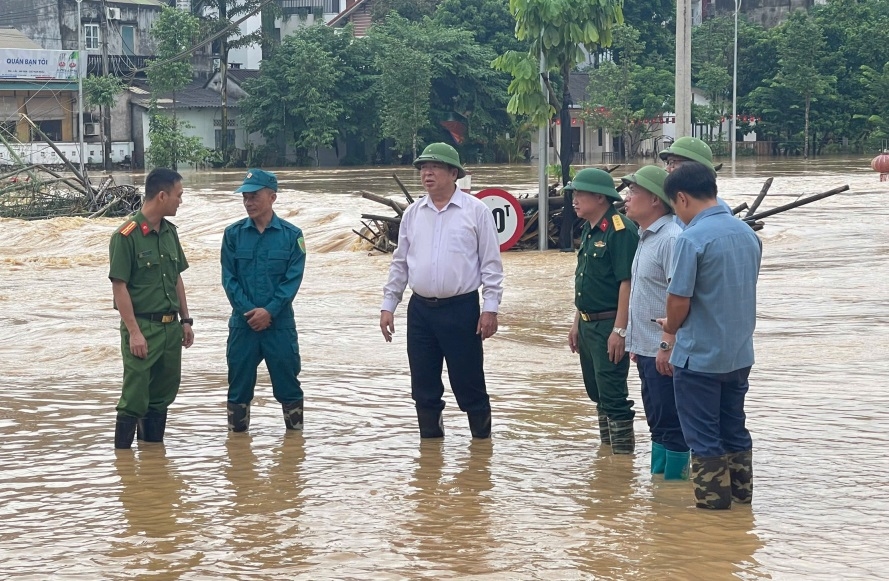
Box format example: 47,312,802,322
369,14,507,162
582,25,673,159
146,6,203,169
493,0,624,186
771,10,836,158
374,38,432,159
434,0,527,55
83,74,125,170
371,0,437,21
190,0,266,162
620,0,674,67
240,28,343,165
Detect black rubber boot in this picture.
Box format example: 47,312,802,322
416,407,444,438
467,410,492,439
597,411,611,445
608,418,635,454
283,400,304,430
140,409,167,442
115,414,138,449
227,402,250,432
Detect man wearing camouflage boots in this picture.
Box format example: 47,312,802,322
566,168,640,454
222,169,307,433
660,163,761,509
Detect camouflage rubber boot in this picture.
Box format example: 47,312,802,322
727,449,753,504
467,410,492,439
651,442,667,474
227,402,250,432
283,400,304,430
416,407,444,438
664,450,690,480
114,414,137,449
608,419,635,454
141,409,167,442
691,454,732,509
597,412,611,445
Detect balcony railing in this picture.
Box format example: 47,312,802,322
278,0,339,15
86,55,156,76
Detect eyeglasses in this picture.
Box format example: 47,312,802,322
665,157,685,168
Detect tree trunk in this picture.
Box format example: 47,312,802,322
558,65,576,251
804,94,810,160
220,1,229,164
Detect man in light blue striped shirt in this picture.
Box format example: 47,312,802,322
623,165,690,481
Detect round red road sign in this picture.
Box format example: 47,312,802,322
475,188,525,251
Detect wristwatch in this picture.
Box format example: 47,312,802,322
659,340,673,351
612,327,627,338
181,318,194,326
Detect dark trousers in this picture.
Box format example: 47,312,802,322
577,319,633,420
673,366,753,458
407,291,490,415
227,327,303,405
636,356,688,452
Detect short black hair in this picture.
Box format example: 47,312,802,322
144,168,182,201
663,162,717,202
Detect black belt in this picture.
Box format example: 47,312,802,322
135,312,178,323
412,290,478,307
579,310,617,322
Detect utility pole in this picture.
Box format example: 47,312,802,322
219,0,229,163
75,0,87,182
675,0,692,138
100,0,112,171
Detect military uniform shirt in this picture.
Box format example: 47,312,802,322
108,210,188,314
221,212,306,330
575,206,639,313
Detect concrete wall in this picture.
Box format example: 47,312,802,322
0,141,132,165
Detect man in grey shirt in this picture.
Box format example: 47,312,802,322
623,166,690,480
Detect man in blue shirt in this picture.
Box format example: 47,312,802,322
660,162,762,510
221,169,307,432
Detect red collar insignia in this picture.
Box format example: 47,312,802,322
599,218,609,232
140,222,150,235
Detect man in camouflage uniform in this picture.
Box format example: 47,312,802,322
109,168,194,449
660,163,761,509
566,168,640,454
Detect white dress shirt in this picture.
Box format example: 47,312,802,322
382,187,504,313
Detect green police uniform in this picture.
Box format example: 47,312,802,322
575,206,640,421
109,211,189,418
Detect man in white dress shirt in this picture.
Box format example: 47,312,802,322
380,143,504,439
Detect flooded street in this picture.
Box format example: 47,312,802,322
1,157,888,579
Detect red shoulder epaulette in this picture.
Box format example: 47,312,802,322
119,221,137,237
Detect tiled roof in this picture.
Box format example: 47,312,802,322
130,78,241,109
226,69,260,85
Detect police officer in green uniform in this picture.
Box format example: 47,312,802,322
109,168,194,449
222,169,307,432
566,168,640,454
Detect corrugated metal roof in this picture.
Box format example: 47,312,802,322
0,28,42,49
107,0,165,7
129,79,242,109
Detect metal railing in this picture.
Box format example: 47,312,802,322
278,0,339,15
86,55,155,75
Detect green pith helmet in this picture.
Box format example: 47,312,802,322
564,168,621,202
413,142,466,178
658,136,715,170
621,165,672,210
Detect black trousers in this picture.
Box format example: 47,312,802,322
407,291,490,415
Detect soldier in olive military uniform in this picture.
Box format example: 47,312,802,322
109,168,194,450
566,168,640,454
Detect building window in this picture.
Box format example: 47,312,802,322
215,129,236,150
84,24,99,50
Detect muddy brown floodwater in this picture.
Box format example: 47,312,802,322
1,156,888,579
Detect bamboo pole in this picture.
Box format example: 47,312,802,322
392,173,415,204
745,177,773,218
20,114,93,202
744,185,849,222
360,190,405,216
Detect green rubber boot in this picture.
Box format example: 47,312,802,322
727,449,753,504
608,419,635,454
664,449,690,480
650,442,666,474
597,411,611,445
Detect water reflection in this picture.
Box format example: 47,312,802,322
401,440,494,574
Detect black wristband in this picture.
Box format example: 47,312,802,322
181,318,194,326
